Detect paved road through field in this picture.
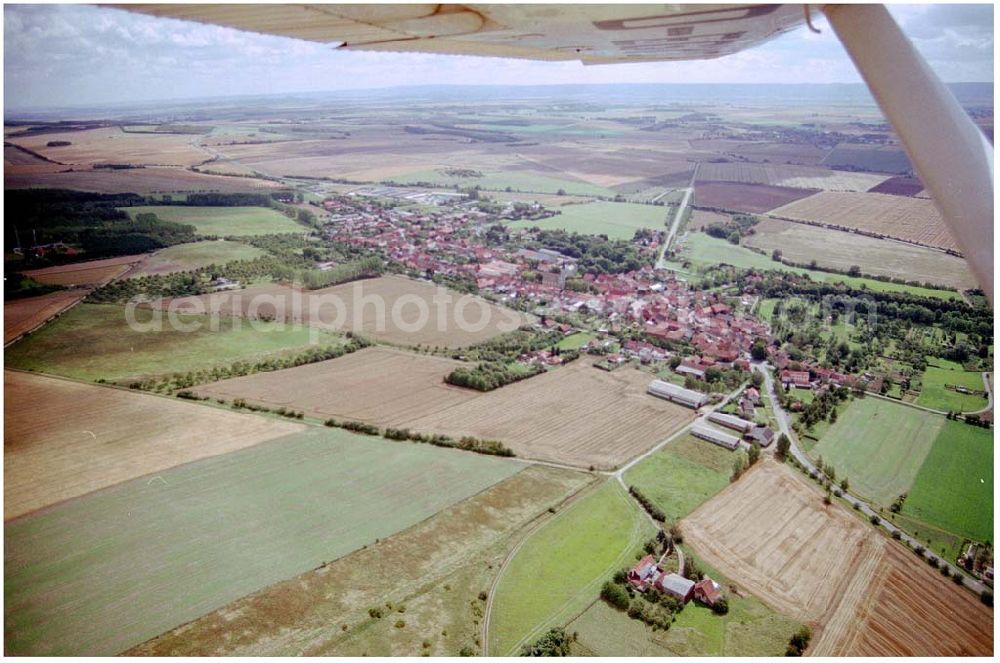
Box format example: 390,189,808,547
754,362,988,596
655,165,698,270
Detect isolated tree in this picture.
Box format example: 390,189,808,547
747,441,761,466
750,339,768,362
771,249,782,262
840,477,849,492
847,265,862,277
751,371,765,387
775,434,791,461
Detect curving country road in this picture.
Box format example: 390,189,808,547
754,362,988,596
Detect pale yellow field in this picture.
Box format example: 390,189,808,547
769,191,959,252
8,127,209,167
3,370,303,520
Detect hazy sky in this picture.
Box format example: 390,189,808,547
4,3,994,109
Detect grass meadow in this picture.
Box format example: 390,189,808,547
623,434,733,523
903,420,993,543
507,201,667,240
124,205,304,236
916,359,988,412
809,397,944,505
4,427,523,655
5,303,339,383
487,480,653,656
131,240,265,275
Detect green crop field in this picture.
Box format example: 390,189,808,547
392,170,616,197
624,434,733,523
916,360,988,412
131,240,265,275
680,233,960,300
507,201,667,239
488,480,653,656
5,303,339,383
569,549,799,657
124,205,304,236
903,420,993,542
810,397,944,505
4,427,523,656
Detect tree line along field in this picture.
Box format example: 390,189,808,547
129,465,594,656
506,200,668,240
5,426,524,656
123,205,305,236
5,303,341,384
157,275,534,348
488,480,654,656
678,233,960,300
128,239,266,276
742,218,977,291
768,191,959,253
194,352,694,469
2,370,305,520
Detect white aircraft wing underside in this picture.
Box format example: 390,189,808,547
109,3,809,63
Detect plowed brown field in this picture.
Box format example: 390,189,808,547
4,291,85,344
683,461,992,656
22,255,145,286
3,370,303,520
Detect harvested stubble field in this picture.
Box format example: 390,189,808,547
128,465,594,656
7,126,209,167
3,370,304,520
693,181,818,213
682,460,992,656
811,544,992,656
682,461,884,623
404,362,695,469
194,346,477,426
3,290,85,344
129,240,266,276
5,426,523,656
158,275,532,347
21,254,145,286
4,167,282,193
695,162,890,192
769,191,959,252
743,218,976,290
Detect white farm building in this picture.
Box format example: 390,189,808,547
708,411,755,433
647,379,709,409
691,423,741,450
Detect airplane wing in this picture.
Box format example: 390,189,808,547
108,3,994,301
110,4,810,63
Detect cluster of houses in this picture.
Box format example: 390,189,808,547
628,555,723,608
319,193,771,372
